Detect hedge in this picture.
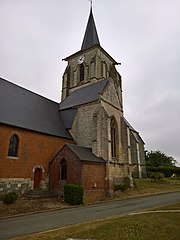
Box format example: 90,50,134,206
146,166,180,178
64,184,83,205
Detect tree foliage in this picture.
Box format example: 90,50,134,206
147,166,180,177
145,150,177,167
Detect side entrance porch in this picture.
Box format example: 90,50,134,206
49,144,106,203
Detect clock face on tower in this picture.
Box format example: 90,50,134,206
78,55,85,64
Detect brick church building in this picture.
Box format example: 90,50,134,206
0,7,146,202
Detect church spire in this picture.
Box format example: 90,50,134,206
81,4,100,50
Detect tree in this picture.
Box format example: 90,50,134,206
145,150,177,167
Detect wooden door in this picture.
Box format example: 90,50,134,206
34,168,42,189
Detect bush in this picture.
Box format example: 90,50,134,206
3,192,17,204
149,172,164,182
147,166,180,178
114,183,129,191
64,184,83,205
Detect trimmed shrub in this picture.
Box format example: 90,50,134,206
114,183,129,191
3,192,17,204
64,184,83,205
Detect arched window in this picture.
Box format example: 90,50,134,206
79,64,84,81
110,117,118,158
8,134,19,157
61,159,67,180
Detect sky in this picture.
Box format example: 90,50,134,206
0,0,180,166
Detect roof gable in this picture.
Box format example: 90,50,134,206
100,78,121,109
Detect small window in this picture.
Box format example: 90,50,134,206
8,134,19,157
61,159,67,180
79,64,84,81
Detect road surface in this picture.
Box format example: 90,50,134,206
0,192,180,239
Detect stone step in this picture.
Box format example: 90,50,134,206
26,189,55,199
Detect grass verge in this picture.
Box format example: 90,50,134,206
10,202,180,240
113,178,180,200
5,179,180,240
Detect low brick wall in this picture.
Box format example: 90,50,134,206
84,189,106,204
0,177,50,197
0,178,32,196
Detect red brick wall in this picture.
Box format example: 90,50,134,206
81,161,106,203
0,124,73,180
81,161,106,190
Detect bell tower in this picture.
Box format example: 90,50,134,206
61,5,123,112
58,3,146,194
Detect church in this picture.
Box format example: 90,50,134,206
0,7,146,202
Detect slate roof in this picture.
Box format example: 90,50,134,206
60,108,77,129
81,8,100,50
0,78,73,139
67,144,105,163
123,117,145,144
132,131,140,143
123,117,137,133
59,79,108,110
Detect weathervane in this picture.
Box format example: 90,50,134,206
88,0,92,9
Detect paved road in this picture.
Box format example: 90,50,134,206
0,192,180,239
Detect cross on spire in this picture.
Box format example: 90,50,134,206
89,0,92,9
